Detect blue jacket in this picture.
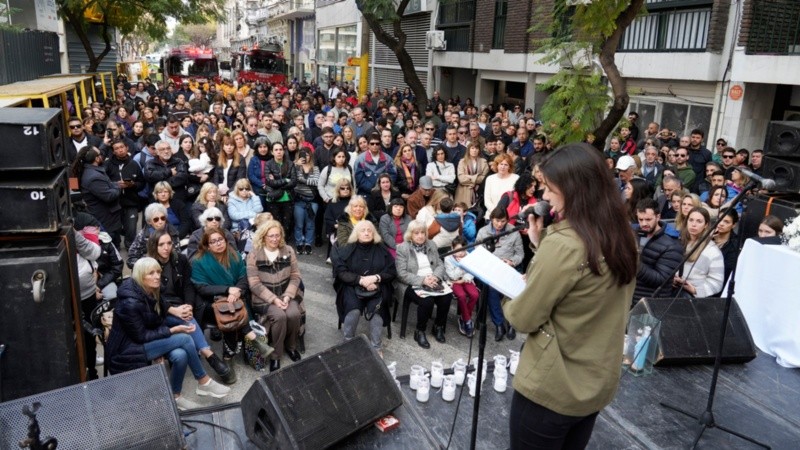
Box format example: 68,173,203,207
105,278,171,374
354,151,397,196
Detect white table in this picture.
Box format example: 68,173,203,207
730,240,800,368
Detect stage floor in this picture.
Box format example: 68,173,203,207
181,350,800,449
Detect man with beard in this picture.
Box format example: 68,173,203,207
632,198,682,306
104,139,145,250
67,116,102,163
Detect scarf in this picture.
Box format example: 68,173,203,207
411,242,427,254
191,250,246,288
402,158,417,190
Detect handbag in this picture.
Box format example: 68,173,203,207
434,163,457,195
355,285,381,300
212,297,248,332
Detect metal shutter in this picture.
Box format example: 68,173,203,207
370,12,431,90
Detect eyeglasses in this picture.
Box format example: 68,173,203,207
206,216,222,222
69,124,82,129
716,143,726,146
458,131,466,134
209,238,226,245
676,154,688,158
339,187,351,191
722,155,735,159
425,127,434,131
369,142,380,146
239,187,251,191
152,216,166,223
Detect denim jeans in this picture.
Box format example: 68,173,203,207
293,200,318,245
487,286,505,327
143,333,206,394
164,315,210,354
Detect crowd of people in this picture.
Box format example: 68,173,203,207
68,74,788,417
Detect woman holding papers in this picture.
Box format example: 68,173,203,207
503,143,637,449
476,206,523,342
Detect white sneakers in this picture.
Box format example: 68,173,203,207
174,396,202,411
196,378,231,398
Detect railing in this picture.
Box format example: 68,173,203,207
442,27,471,52
745,0,800,55
619,7,711,51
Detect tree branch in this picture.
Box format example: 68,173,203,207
592,0,645,149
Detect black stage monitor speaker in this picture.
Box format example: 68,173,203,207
0,168,71,233
739,192,800,240
0,228,84,401
0,365,185,449
631,297,756,366
764,121,800,159
241,336,402,449
0,108,66,171
761,155,800,192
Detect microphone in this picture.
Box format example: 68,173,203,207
517,200,551,222
737,167,776,189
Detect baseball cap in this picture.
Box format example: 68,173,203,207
615,155,637,171
419,176,433,189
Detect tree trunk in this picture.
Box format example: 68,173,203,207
356,0,430,115
60,3,112,74
592,0,645,150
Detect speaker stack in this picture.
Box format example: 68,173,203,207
0,108,83,402
763,121,800,192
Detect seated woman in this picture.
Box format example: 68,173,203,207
146,229,235,384
106,257,231,411
712,208,740,288
379,198,411,258
395,220,453,348
673,207,725,298
331,221,396,355
756,214,784,245
674,193,701,232
335,196,377,246
476,206,523,342
186,207,238,260
191,229,273,361
191,182,230,230
426,147,456,192
153,181,192,238
701,186,730,221
127,203,180,269
227,178,264,233
246,220,304,372
323,179,354,261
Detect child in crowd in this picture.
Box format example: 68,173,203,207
445,236,479,338
453,202,478,246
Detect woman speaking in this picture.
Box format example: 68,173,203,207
503,143,637,448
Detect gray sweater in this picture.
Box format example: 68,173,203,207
394,241,446,298
475,223,524,267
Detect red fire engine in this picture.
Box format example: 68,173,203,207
162,46,220,86
231,43,288,86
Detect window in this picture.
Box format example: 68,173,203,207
492,0,507,49
619,0,713,52
628,99,713,139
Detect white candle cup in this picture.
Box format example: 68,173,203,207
494,371,507,393
467,372,477,397
509,351,520,376
416,377,430,402
430,361,444,388
472,357,488,383
386,361,397,379
409,365,425,390
452,360,467,385
442,375,456,402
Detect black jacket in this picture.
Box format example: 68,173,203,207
263,159,297,202
367,189,402,221
96,234,123,291
105,278,170,374
213,161,247,193
104,154,145,208
80,164,122,233
632,221,683,304
331,242,397,327
144,156,189,202
67,133,102,164
158,253,197,311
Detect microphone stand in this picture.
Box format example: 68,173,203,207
657,180,770,449
439,222,526,450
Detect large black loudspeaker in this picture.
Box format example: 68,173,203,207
0,228,84,401
0,365,185,449
761,155,800,192
764,121,800,159
631,297,756,366
0,108,66,171
740,192,800,240
0,168,71,233
241,336,402,449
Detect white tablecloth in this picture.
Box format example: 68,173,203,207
730,240,800,368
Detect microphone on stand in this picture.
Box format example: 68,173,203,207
737,167,777,190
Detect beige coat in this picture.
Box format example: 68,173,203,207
455,157,489,206
503,220,634,417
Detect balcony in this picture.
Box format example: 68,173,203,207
246,8,270,24
268,0,315,21
745,0,800,55
619,0,712,52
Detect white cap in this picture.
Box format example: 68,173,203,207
616,155,636,171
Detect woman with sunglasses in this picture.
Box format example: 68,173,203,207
186,206,238,260
191,229,274,362
228,178,264,234
152,181,192,238
126,203,180,269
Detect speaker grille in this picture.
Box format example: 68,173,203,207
764,121,800,158
0,365,185,449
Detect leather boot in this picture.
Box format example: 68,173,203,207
414,330,431,349
207,354,236,385
433,325,446,343
495,323,506,342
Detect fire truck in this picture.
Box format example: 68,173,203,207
231,43,288,86
162,46,220,86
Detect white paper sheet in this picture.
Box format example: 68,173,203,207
458,246,526,299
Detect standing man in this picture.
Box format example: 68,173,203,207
632,198,683,305
66,116,102,163
673,147,697,191
354,132,397,196
687,128,712,189
159,115,185,152
104,139,145,250
749,149,764,176
437,125,466,168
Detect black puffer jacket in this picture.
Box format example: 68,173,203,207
105,278,170,374
632,221,683,305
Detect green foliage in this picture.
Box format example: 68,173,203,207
0,3,22,30
532,0,643,145
356,0,402,21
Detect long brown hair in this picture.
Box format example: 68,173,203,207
539,143,637,285
195,229,239,268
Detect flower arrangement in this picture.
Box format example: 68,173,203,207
783,216,800,253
